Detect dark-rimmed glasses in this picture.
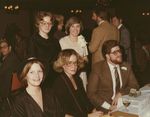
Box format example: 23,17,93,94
40,21,52,26
66,61,78,67
110,49,121,56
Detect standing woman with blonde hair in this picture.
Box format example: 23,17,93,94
59,16,88,91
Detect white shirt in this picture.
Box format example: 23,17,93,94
98,20,105,26
59,35,88,57
118,24,123,29
108,62,123,99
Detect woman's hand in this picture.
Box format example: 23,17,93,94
65,114,74,117
83,56,88,62
88,111,103,117
109,104,117,111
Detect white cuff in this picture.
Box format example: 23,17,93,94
101,101,111,109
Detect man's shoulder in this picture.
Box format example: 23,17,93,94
120,25,130,34
93,23,106,31
92,60,107,70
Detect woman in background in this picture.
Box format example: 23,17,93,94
59,17,88,90
53,49,103,117
13,58,64,117
53,14,66,40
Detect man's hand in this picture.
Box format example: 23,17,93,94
112,92,122,106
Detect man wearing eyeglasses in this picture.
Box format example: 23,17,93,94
87,40,139,113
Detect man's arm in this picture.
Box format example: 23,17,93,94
87,71,105,108
120,65,139,95
89,28,104,53
120,28,130,50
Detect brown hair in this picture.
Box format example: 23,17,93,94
92,7,109,21
53,49,84,73
54,14,64,25
18,58,45,87
65,16,83,34
102,40,119,59
35,11,53,28
0,37,11,47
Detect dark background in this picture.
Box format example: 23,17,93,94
0,0,150,86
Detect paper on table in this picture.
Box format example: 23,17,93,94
117,97,123,109
140,85,150,93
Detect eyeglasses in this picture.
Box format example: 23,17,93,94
0,45,9,49
66,61,78,67
40,21,52,26
110,49,122,55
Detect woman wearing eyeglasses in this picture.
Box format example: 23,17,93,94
59,16,88,91
52,49,103,117
28,11,61,87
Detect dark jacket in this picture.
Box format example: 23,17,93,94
52,72,93,117
13,88,64,117
28,33,60,64
0,51,20,98
28,33,61,87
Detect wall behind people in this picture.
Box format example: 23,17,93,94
0,10,31,38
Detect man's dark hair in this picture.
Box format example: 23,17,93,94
92,7,109,21
102,40,119,59
111,13,123,20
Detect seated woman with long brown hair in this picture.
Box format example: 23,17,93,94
13,58,64,117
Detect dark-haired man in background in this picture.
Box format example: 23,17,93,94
89,8,119,67
112,15,132,65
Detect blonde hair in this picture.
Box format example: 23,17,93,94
53,49,85,73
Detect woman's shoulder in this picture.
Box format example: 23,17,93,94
59,36,69,42
12,89,28,106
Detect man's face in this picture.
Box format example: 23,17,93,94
0,42,11,57
92,12,98,22
111,16,121,27
106,46,122,64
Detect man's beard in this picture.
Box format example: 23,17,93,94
110,57,122,64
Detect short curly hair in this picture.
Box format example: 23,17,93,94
35,11,54,29
53,49,85,73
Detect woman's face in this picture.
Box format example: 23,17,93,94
63,54,78,77
39,16,53,35
69,23,80,37
26,63,43,87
